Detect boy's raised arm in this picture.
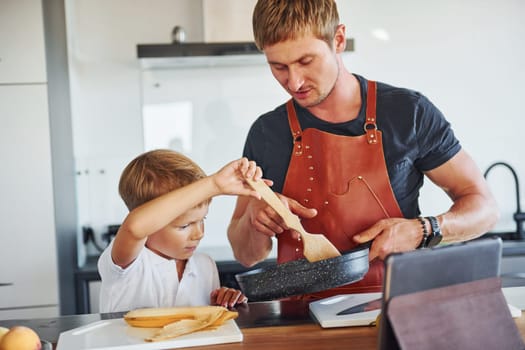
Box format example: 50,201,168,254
111,158,262,268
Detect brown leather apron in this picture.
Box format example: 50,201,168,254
279,81,404,299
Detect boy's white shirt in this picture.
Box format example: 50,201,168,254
98,240,220,313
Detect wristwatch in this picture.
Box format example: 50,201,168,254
424,216,442,247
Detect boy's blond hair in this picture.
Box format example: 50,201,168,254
119,149,208,211
252,0,340,50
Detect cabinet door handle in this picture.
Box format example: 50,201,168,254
0,283,13,287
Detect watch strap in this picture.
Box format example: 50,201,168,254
425,216,442,247
416,217,429,249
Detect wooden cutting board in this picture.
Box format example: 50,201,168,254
56,319,242,350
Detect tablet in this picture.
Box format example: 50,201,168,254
377,237,502,350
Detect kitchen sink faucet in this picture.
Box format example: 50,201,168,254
484,161,525,240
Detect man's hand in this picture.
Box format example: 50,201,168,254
248,192,318,238
353,218,424,260
228,187,317,266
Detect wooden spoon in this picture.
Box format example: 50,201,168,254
246,178,341,263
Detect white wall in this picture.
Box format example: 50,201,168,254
67,0,525,261
338,0,525,231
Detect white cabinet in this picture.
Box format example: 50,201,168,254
202,0,257,42
0,0,59,319
0,0,47,84
0,85,59,318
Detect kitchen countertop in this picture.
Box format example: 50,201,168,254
1,288,525,349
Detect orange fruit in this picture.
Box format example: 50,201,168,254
0,326,41,350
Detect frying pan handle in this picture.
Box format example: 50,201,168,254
347,240,373,253
358,241,373,250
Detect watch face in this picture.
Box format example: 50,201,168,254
427,234,443,247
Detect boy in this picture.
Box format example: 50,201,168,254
98,149,262,313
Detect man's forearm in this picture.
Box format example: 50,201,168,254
440,192,499,243
228,214,273,267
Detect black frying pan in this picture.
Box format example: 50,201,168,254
235,242,371,301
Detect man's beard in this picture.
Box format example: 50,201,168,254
297,60,340,108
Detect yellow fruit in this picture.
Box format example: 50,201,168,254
0,327,9,342
0,326,41,350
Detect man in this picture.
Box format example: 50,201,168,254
228,0,498,297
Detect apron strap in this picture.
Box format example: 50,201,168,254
365,81,379,144
286,100,304,156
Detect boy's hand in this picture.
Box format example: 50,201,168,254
210,287,248,308
213,157,266,199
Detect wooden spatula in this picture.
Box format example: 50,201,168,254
246,178,341,263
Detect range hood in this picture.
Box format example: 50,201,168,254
137,41,264,69
137,39,355,69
